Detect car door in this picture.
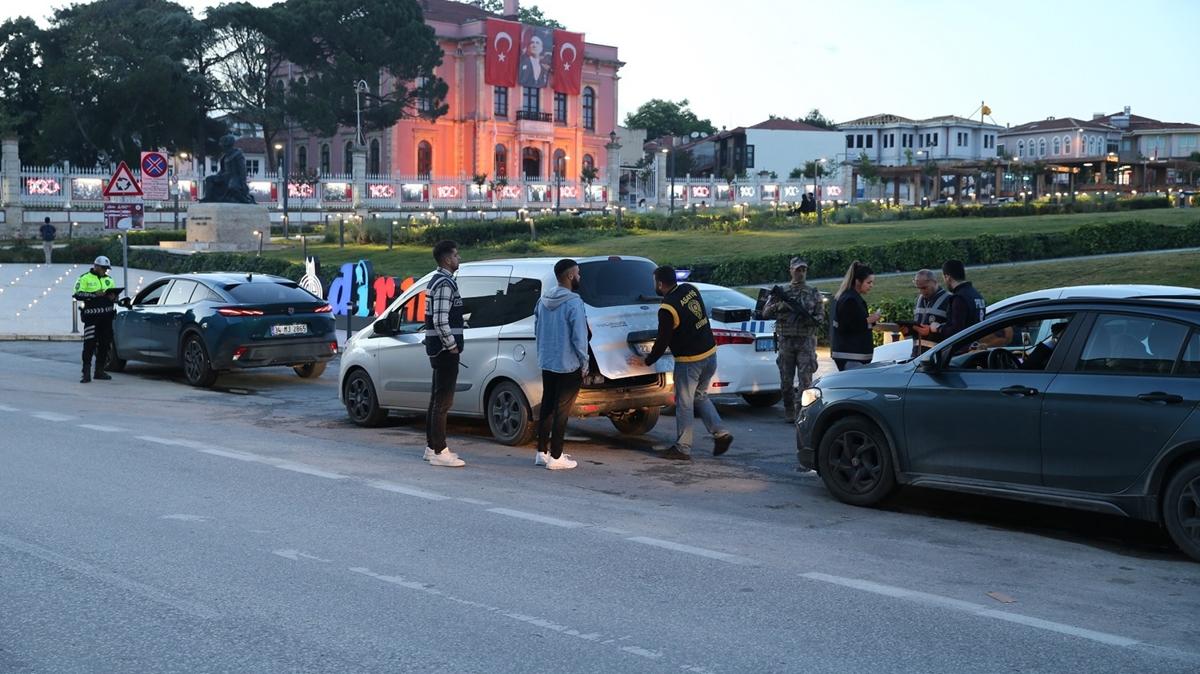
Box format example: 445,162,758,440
117,279,171,359
1041,312,1200,493
449,268,511,414
376,275,433,409
902,312,1077,484
145,280,199,361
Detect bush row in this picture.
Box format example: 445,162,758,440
828,196,1172,224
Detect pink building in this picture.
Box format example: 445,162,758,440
284,0,622,194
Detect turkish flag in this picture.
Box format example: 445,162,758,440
485,18,520,87
551,30,584,94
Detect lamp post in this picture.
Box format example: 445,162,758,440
661,147,676,216
353,80,369,148
274,142,289,240
555,154,569,215
816,158,827,226
253,230,263,257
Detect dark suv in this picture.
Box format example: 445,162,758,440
796,296,1200,561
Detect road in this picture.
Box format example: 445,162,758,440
1,342,1198,673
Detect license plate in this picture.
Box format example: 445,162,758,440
271,323,308,336
755,337,776,352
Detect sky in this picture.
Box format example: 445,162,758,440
6,0,1199,130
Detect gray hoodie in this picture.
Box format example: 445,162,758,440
534,286,589,374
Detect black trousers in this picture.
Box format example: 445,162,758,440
537,369,582,459
426,351,460,452
82,319,113,375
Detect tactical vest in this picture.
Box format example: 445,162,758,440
775,282,824,339
661,283,717,363
912,288,951,354
423,269,465,356
830,290,873,363
952,282,987,327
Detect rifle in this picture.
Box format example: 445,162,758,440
768,285,819,327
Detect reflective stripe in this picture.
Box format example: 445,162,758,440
831,350,872,362
660,303,680,329
674,347,716,363
423,328,464,336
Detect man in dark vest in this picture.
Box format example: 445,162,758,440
906,268,951,357
423,240,466,467
643,265,734,461
925,259,985,344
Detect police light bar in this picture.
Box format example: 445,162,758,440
675,269,692,281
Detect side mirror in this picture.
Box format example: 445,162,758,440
916,354,940,373
373,313,399,336
118,297,132,309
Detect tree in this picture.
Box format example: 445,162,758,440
624,99,716,142
0,18,45,158
802,108,836,130
667,149,695,178
477,1,564,28
1190,151,1200,163
789,160,830,180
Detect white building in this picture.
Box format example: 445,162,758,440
708,119,844,179
837,114,1004,165
1095,106,1200,162
997,116,1121,164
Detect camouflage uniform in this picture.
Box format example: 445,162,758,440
763,280,825,417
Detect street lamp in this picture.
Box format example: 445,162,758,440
353,80,370,148
253,229,263,257
555,154,570,215
661,147,676,216
274,142,289,240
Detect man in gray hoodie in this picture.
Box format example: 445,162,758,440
533,259,589,470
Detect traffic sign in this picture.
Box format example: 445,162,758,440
103,161,144,198
140,151,169,200
103,202,144,230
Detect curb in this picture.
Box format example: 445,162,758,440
0,334,82,342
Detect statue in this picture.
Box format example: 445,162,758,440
200,134,255,204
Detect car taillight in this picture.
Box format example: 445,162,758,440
314,304,333,313
329,341,339,353
218,307,264,316
232,346,248,361
712,329,754,346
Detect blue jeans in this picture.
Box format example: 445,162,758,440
673,354,728,454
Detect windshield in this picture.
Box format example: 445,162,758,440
700,288,755,316
224,282,321,304
577,259,658,308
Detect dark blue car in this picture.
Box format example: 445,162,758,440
107,272,337,387
796,295,1200,561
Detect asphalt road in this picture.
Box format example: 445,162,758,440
2,342,1198,673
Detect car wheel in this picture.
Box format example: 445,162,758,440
293,362,327,379
817,416,897,506
610,407,661,435
181,335,218,388
487,381,535,446
742,392,783,408
105,340,126,373
1163,458,1200,562
343,370,388,427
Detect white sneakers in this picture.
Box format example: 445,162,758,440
428,449,466,467
545,454,578,470
423,447,435,462
535,451,576,469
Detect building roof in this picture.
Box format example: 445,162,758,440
1093,111,1200,133
839,113,916,126
1000,117,1118,136
748,118,830,132
420,0,496,24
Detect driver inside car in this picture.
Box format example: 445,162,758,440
1017,321,1069,370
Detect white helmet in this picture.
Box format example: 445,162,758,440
93,255,112,268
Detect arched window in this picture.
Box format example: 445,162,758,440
344,141,354,175
582,87,596,131
1063,135,1071,156
417,140,433,178
553,149,567,178
1038,138,1046,157
297,146,308,173
522,147,541,179
369,139,381,175
1018,141,1025,158
582,154,595,171
320,144,330,175
1052,137,1061,156
494,144,507,178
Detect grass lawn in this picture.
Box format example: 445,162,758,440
263,208,1199,279
862,249,1200,304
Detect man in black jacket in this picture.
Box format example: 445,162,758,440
922,259,985,343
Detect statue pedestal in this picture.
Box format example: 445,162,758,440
160,202,270,252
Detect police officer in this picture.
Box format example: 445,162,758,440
922,259,985,344
905,269,951,357
762,257,825,422
73,256,118,383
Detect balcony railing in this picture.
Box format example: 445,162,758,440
516,110,552,122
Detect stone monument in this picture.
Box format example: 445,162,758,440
161,134,270,252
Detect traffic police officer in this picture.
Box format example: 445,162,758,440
762,257,825,422
907,269,951,357
73,256,118,383
917,259,985,346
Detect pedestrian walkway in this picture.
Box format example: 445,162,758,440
0,263,167,340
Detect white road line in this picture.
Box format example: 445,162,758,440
137,435,187,446
625,537,752,565
78,424,123,433
801,572,1140,648
31,411,75,422
272,549,332,563
366,480,450,501
486,508,586,529
0,404,18,412
200,448,258,461
454,497,491,505
196,448,345,480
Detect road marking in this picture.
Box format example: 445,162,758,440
137,435,187,446
454,497,491,505
0,532,220,620
801,572,1140,648
366,480,450,501
159,514,209,522
486,507,586,529
31,411,74,422
600,527,632,536
196,448,345,480
272,549,332,563
0,404,18,411
625,537,752,565
79,424,123,433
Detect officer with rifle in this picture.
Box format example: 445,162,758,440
761,257,825,422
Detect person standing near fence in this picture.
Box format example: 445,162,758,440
831,261,881,371
39,217,56,264
73,256,117,383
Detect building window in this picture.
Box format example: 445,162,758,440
246,159,261,176
582,154,594,171
417,140,432,178
1052,137,1061,155
522,87,540,113
1039,138,1047,157
1018,141,1025,158
494,86,509,118
369,139,381,175
745,145,755,168
554,92,567,125
1064,136,1071,156
344,141,354,175
932,133,938,147
320,144,330,175
582,87,596,131
865,135,873,149
846,134,854,149
522,146,541,179
297,146,308,173
553,148,567,178
494,144,507,178
415,76,432,115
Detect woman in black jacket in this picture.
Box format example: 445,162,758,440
831,261,881,371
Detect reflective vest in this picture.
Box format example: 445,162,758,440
660,283,717,363
74,272,117,322
912,288,950,354
423,268,464,356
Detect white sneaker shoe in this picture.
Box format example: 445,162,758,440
429,450,465,467
545,454,577,470
423,447,435,462
535,451,571,466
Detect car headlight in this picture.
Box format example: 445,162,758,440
800,387,822,408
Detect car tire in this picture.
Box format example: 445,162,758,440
181,335,218,388
742,391,783,408
343,370,388,427
1163,458,1200,562
106,340,127,373
486,380,535,446
817,416,897,507
293,362,327,379
609,407,661,435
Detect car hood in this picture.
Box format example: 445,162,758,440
815,359,912,386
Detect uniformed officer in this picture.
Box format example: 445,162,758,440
73,256,118,383
923,259,985,343
762,257,825,422
905,269,951,357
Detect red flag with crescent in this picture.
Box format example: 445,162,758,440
551,30,584,94
486,18,520,87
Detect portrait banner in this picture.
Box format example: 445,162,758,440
519,25,554,89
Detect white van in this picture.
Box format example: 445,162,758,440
338,256,676,445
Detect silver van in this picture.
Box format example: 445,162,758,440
338,256,675,444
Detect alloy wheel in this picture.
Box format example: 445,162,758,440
829,430,883,495
184,340,206,383
490,388,522,437
1177,477,1200,549
346,377,372,421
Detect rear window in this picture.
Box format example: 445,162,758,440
224,282,321,304
700,288,755,316
577,259,657,308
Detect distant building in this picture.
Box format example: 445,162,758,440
837,113,1004,165
997,116,1121,164
1095,106,1200,162
707,119,843,179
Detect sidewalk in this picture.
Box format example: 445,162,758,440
0,263,168,340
